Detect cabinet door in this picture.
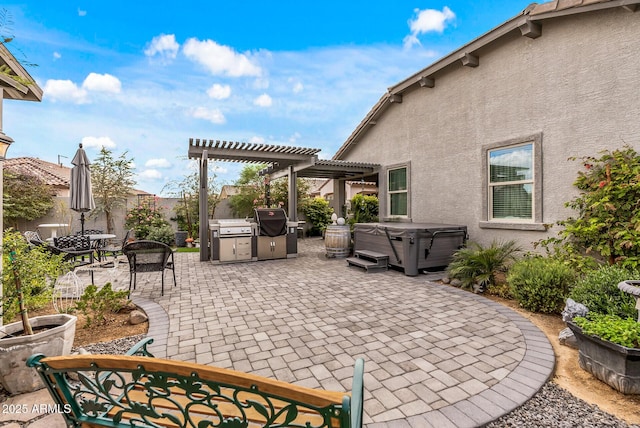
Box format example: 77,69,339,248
235,237,252,260
219,239,236,262
272,236,287,259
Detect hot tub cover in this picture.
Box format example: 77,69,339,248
254,208,288,236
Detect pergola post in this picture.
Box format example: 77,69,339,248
331,179,347,218
199,150,209,261
288,165,297,221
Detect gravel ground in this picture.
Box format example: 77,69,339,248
2,335,639,427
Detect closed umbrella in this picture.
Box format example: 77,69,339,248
70,143,95,235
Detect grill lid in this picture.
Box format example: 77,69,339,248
254,208,288,236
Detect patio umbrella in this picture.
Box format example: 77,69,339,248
70,143,95,235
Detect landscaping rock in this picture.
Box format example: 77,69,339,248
129,310,148,325
561,298,588,322
558,327,578,349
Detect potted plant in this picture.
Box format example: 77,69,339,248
0,229,77,395
567,314,640,394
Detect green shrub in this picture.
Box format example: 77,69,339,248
301,197,333,236
348,194,379,227
74,283,130,327
569,264,639,319
573,313,640,348
145,224,176,246
507,256,575,314
447,240,520,290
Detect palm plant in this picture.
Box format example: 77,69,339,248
447,240,521,291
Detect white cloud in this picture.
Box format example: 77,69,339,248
183,38,262,77
249,136,265,145
145,158,171,168
206,83,231,100
254,93,272,107
81,136,116,149
292,82,303,93
192,107,226,124
139,169,162,179
144,34,180,61
43,79,88,103
78,9,87,17
212,165,228,174
288,132,301,144
404,7,456,49
82,73,121,93
53,52,61,60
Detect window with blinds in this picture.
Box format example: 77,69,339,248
488,143,533,220
388,166,408,216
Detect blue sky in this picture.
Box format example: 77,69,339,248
2,1,534,195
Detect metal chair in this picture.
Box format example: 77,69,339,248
99,229,132,262
44,235,96,283
122,240,176,296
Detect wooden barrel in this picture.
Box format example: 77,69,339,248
325,225,351,258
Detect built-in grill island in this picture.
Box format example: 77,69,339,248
209,209,298,263
352,222,468,276
209,219,256,263
254,208,298,260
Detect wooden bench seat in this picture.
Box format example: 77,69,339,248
27,338,364,428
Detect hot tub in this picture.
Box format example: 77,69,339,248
353,222,468,276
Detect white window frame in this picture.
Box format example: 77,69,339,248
480,133,545,231
385,162,410,219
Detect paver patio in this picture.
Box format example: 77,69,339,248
5,237,554,428
128,237,554,427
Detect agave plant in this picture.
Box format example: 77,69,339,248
447,240,521,291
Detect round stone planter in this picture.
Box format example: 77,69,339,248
0,314,77,394
567,321,640,394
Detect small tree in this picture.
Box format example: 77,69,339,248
163,163,221,237
2,229,68,330
561,145,640,267
3,171,55,229
229,164,267,218
90,147,135,234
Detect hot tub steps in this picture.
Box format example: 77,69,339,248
347,250,389,273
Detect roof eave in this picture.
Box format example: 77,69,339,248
0,43,43,102
333,0,640,161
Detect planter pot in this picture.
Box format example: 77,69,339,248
0,314,77,395
567,321,640,394
175,231,188,247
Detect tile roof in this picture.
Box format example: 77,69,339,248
5,157,70,187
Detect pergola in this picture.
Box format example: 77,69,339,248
187,138,379,261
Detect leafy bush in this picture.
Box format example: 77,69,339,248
2,229,69,322
146,224,176,246
561,146,640,268
447,240,520,291
125,200,172,241
301,197,333,236
573,313,640,348
569,264,639,319
74,283,130,327
348,194,379,227
507,256,575,314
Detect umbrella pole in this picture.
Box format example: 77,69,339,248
81,213,85,235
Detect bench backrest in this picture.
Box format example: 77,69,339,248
27,353,364,428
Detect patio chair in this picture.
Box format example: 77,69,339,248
46,235,97,283
122,240,176,296
99,229,132,262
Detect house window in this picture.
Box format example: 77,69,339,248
388,165,408,217
488,143,533,220
481,133,544,230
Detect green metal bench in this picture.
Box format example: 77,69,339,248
27,337,364,428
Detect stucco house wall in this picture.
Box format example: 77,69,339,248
336,5,640,249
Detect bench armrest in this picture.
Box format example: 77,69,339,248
125,337,155,357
